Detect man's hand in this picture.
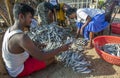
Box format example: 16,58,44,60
34,42,46,49
37,43,46,49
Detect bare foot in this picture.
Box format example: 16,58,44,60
85,42,94,49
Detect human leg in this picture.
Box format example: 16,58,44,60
86,32,94,49
76,28,80,38
48,10,54,23
53,8,57,22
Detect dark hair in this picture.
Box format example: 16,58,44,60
44,2,54,11
13,3,34,19
66,8,77,17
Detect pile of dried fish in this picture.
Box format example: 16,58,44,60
57,50,91,73
28,23,91,73
102,43,120,57
28,22,71,51
56,38,91,73
43,42,62,52
28,22,70,41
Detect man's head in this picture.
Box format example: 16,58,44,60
66,8,77,19
13,3,34,28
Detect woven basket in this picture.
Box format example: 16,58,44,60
93,36,120,66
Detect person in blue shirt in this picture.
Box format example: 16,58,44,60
66,8,109,49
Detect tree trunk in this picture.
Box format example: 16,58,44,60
4,0,14,26
0,6,10,26
0,0,41,27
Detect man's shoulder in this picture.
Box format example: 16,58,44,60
15,33,29,41
13,33,31,46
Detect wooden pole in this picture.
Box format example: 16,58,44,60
4,0,14,26
0,12,10,26
0,6,10,26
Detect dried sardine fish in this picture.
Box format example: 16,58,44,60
43,42,62,52
56,38,91,73
28,23,91,73
102,43,120,57
76,38,88,46
28,23,71,45
69,38,85,52
57,51,92,73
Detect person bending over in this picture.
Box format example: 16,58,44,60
66,8,109,49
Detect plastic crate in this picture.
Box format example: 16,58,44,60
111,23,120,34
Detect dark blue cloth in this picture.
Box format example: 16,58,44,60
76,14,109,40
44,2,54,11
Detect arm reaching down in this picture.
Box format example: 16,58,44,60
19,34,70,61
80,16,91,35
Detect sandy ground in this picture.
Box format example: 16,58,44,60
0,14,120,78
1,35,120,78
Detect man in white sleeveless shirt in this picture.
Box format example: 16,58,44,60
2,3,70,77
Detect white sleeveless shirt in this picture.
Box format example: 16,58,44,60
2,28,29,77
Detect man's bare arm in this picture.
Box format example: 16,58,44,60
19,34,69,61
